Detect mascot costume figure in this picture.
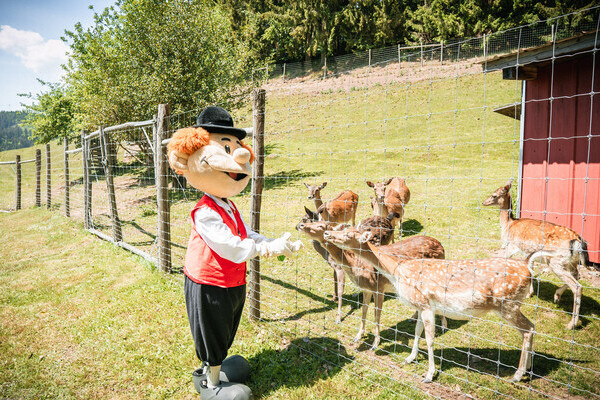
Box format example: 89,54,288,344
168,106,302,400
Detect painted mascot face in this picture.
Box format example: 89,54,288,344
167,128,254,199
185,133,252,198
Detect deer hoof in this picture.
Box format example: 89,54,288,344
553,294,561,303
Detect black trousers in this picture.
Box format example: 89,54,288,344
184,276,246,366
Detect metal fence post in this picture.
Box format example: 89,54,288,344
64,137,70,217
35,149,41,207
249,88,266,321
440,40,444,64
100,126,122,242
15,154,21,211
420,39,424,67
46,143,51,209
155,104,171,273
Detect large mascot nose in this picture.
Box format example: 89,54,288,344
233,147,251,165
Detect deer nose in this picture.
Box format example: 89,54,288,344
296,223,305,230
233,147,251,164
323,232,331,239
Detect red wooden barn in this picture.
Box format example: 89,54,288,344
486,32,600,263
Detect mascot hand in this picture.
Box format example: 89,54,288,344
168,150,190,172
257,233,303,257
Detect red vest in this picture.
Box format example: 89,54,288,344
184,195,248,287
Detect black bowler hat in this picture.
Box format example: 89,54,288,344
194,106,247,139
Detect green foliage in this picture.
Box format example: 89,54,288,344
19,81,77,144
217,0,595,63
63,0,258,128
0,112,33,151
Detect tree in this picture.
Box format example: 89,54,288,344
63,0,258,128
19,81,77,144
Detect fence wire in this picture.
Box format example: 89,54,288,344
4,7,600,400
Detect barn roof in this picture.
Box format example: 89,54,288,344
483,31,599,73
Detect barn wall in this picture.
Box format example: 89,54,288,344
521,52,600,263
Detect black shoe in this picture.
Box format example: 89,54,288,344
221,355,250,383
193,378,252,400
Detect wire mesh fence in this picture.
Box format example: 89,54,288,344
3,6,600,399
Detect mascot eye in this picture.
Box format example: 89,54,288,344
224,145,231,154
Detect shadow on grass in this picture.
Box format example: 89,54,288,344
437,346,584,382
376,315,469,353
400,219,424,237
532,279,600,328
247,336,353,398
241,169,324,194
261,274,401,324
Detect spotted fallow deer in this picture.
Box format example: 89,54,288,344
304,182,359,226
483,180,588,330
297,219,446,350
323,227,534,383
366,177,410,242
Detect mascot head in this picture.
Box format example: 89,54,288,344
167,106,255,198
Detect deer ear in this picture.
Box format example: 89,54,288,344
304,182,309,188
359,231,373,243
320,182,328,189
504,180,513,190
304,206,312,214
384,178,393,185
317,204,325,214
366,181,374,187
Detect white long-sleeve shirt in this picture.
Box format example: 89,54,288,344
193,194,270,264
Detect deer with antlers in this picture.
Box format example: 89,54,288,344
297,216,446,350
367,177,410,242
323,226,534,383
483,180,588,330
304,182,359,226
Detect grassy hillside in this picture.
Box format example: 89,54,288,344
2,64,599,399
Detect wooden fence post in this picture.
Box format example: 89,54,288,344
46,143,51,209
82,130,91,229
15,154,21,211
249,88,266,321
155,104,171,273
100,126,122,242
64,137,70,217
35,149,41,207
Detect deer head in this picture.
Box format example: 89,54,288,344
482,180,512,207
366,178,392,203
304,182,327,200
323,227,371,251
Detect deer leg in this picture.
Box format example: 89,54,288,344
370,290,385,350
553,284,568,303
354,290,372,344
552,263,582,330
421,309,437,382
441,315,448,331
335,268,345,324
404,310,423,365
502,309,534,382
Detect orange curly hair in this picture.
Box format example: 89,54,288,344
167,127,255,175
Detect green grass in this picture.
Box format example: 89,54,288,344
2,66,599,399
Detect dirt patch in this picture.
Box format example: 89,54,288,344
264,59,484,95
